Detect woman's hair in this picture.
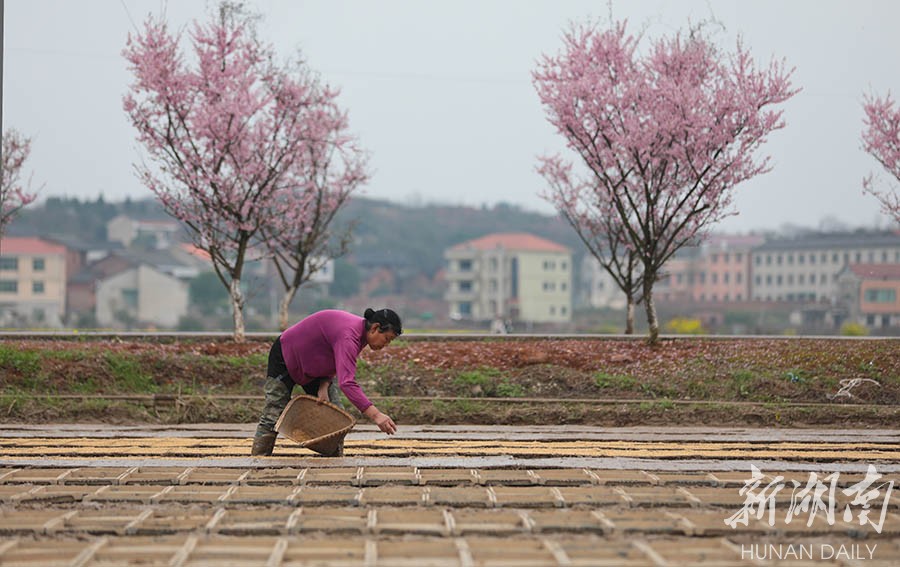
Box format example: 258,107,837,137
364,307,403,335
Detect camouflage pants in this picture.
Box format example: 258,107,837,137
254,374,343,439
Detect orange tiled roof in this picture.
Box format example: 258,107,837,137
849,264,900,279
0,237,67,256
452,232,569,253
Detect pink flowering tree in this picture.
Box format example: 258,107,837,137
263,98,369,330
1,129,39,247
862,92,900,223
539,156,644,333
123,4,355,340
534,21,798,343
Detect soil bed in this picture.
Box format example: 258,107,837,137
1,335,897,427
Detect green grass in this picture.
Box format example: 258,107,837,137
594,372,636,390
730,369,756,398
104,353,158,393
0,346,42,379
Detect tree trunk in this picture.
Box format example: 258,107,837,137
624,294,635,335
278,285,299,331
229,278,246,342
643,276,659,345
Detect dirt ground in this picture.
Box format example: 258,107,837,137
1,335,898,427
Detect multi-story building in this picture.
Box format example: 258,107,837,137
107,214,181,250
836,264,900,329
693,235,765,302
751,231,900,302
579,255,629,310
71,247,209,329
655,235,764,303
444,232,572,324
0,237,67,327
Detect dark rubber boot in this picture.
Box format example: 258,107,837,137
250,432,277,456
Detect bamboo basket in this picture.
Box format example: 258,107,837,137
275,395,356,456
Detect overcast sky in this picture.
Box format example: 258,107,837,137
3,0,899,233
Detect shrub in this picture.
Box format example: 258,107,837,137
665,317,707,335
840,322,869,336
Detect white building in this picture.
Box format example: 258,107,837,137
444,232,572,323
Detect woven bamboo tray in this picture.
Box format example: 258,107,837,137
275,395,356,456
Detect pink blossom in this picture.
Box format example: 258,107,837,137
1,129,39,241
123,4,364,339
534,20,798,342
862,92,900,222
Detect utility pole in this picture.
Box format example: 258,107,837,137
1,0,5,136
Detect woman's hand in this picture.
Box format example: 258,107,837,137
316,380,331,404
373,412,397,435
364,405,397,434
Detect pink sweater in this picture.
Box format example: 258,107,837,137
279,310,372,412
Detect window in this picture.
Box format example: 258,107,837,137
766,255,772,265
549,306,556,315
787,274,793,285
736,253,743,262
561,261,568,271
787,254,793,265
777,255,783,265
561,282,567,291
542,282,556,291
543,260,556,270
864,289,897,303
765,275,772,285
458,259,472,272
489,258,498,271
458,302,472,315
33,258,45,271
724,273,730,283
459,281,473,292
776,275,783,286
32,281,45,294
488,279,497,292
723,253,730,263
711,273,718,284
798,254,805,265
755,275,761,285
820,274,827,284
737,273,743,284
755,256,761,266
810,254,816,265
0,280,18,293
798,274,804,285
711,254,718,263
122,288,138,308
561,306,567,315
0,258,17,271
